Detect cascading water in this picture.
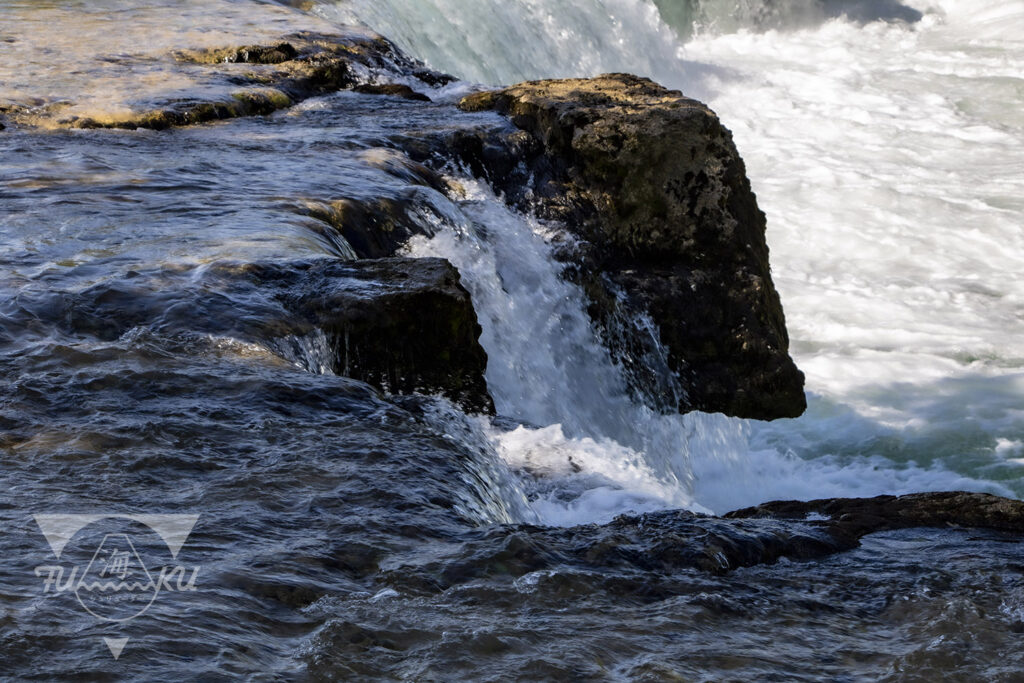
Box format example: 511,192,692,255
406,179,720,524
320,0,1024,512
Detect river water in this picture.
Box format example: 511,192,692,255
1,0,1023,679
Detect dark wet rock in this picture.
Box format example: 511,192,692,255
293,153,451,261
383,511,844,594
410,68,457,88
196,42,300,65
289,150,452,260
296,196,436,260
177,31,448,100
353,83,431,102
226,258,494,414
8,258,493,413
441,74,805,420
727,491,1024,546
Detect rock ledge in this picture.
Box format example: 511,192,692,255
454,74,806,419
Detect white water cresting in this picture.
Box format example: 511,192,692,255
323,0,1024,514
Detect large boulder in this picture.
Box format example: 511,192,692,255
451,74,805,420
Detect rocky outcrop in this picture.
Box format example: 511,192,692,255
19,258,492,413
446,74,805,419
5,16,807,421
8,32,447,131
230,258,494,413
293,151,451,260
727,491,1024,544
385,492,1024,587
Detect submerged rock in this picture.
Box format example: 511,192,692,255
230,257,494,414
296,195,437,261
383,491,1024,592
293,151,451,260
451,74,806,419
353,83,432,101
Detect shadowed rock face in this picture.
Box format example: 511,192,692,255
3,258,493,413
242,258,494,414
454,74,806,419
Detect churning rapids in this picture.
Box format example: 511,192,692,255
1,0,1023,679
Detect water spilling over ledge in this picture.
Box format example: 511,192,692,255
1,0,1023,678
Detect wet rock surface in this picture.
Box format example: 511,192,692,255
3,15,806,422
448,74,806,419
97,33,440,130
4,31,441,130
293,152,451,260
728,491,1024,545
386,512,841,592
2,257,493,413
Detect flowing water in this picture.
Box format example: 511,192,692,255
2,0,1024,679
319,0,1024,511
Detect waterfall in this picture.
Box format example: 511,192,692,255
299,0,1024,516
406,178,737,524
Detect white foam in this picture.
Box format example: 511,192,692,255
686,13,1024,503
490,422,701,525
997,439,1024,457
